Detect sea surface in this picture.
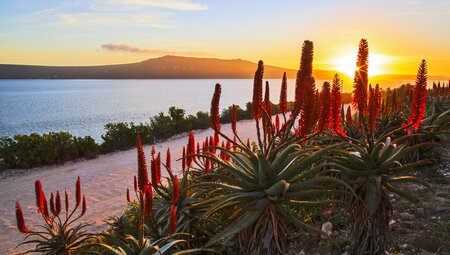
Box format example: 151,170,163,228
0,79,306,141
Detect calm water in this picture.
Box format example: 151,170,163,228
0,79,305,141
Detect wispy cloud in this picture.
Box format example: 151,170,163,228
103,0,207,11
57,13,174,28
100,43,214,57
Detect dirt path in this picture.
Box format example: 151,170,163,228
0,120,258,254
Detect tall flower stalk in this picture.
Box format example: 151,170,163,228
352,39,369,120
316,81,331,133
404,59,428,133
330,74,347,137
279,72,288,118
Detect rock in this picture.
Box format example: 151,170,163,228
400,243,411,249
416,207,425,215
399,212,415,221
321,222,333,237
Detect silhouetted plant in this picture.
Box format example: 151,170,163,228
353,39,369,120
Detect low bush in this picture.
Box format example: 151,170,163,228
0,132,99,169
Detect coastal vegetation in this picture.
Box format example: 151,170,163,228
0,97,346,170
12,39,450,254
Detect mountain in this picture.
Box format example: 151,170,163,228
0,55,339,80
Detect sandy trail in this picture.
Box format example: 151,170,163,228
0,119,258,254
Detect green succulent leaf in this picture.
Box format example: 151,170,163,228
205,209,264,247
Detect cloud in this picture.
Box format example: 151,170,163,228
57,13,173,28
104,0,207,11
100,43,214,57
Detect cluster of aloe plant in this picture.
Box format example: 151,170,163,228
14,38,450,255
15,177,94,254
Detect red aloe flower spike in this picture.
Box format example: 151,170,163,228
34,180,50,218
182,146,186,172
214,131,219,147
375,84,381,118
65,191,69,218
263,81,272,138
166,148,171,172
205,158,211,174
34,180,44,213
169,204,177,235
405,59,427,132
391,88,397,112
187,131,195,167
226,141,231,161
330,74,347,137
156,153,161,183
151,146,155,157
352,39,369,119
313,89,321,124
137,136,149,191
80,195,86,217
252,60,264,120
15,201,31,233
232,104,237,134
295,40,314,108
316,81,331,133
298,76,316,137
144,186,153,218
210,83,222,131
191,132,196,163
151,158,158,187
196,142,200,158
50,193,56,216
172,176,179,204
246,138,251,148
275,115,280,132
55,191,61,216
264,81,272,117
126,188,131,203
75,176,81,209
279,72,287,114
346,106,353,125
208,135,214,153
133,176,137,193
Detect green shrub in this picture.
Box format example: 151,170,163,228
0,132,99,169
101,122,153,153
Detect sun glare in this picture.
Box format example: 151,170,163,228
333,53,393,77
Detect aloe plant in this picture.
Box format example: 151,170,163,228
15,177,94,254
330,134,432,254
100,233,216,255
195,142,350,254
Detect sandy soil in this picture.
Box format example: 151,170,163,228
0,119,258,254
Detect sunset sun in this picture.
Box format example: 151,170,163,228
333,53,393,77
